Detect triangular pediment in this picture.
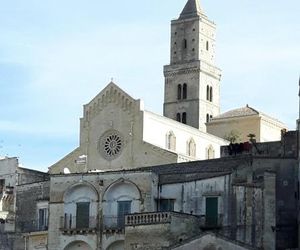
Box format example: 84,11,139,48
83,81,139,121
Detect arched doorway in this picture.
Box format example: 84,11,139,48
107,240,124,250
64,241,92,250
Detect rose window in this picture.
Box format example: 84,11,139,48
99,130,124,160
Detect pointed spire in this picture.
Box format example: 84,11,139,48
179,0,203,19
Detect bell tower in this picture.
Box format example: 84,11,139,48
163,0,221,131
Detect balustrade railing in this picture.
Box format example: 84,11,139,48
125,212,171,226
19,220,48,233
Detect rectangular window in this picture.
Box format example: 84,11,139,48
117,201,132,228
38,208,48,231
159,199,175,212
76,202,90,229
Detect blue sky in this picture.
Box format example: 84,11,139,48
0,0,299,172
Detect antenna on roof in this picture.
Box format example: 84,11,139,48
297,76,300,130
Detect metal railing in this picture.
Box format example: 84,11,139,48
19,220,48,233
125,212,171,226
60,215,97,230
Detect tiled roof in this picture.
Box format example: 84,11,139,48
212,105,259,120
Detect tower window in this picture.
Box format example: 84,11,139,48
177,84,182,100
183,39,187,49
206,85,210,101
206,114,210,123
206,41,209,51
176,112,187,124
210,87,213,102
183,83,187,99
182,112,187,124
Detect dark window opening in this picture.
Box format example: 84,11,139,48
183,39,187,49
38,208,48,231
206,41,209,51
210,87,213,102
118,201,132,228
177,84,182,100
176,113,181,122
206,85,210,101
159,199,175,212
183,84,187,99
182,112,187,124
76,202,90,229
206,114,210,123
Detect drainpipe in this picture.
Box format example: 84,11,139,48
24,235,27,250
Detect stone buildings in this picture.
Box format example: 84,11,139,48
0,157,49,250
0,0,298,249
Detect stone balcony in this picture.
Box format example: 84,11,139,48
124,212,202,249
125,212,171,226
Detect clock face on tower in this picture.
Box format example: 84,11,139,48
98,130,124,160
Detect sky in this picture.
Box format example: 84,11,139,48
0,0,299,172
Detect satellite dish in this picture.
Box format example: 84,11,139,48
63,168,71,174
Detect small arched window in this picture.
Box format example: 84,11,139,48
210,87,213,102
206,85,210,101
167,131,176,151
177,84,182,100
182,112,187,124
207,146,215,159
187,138,196,158
206,114,210,123
183,84,187,99
206,41,209,51
176,113,181,122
